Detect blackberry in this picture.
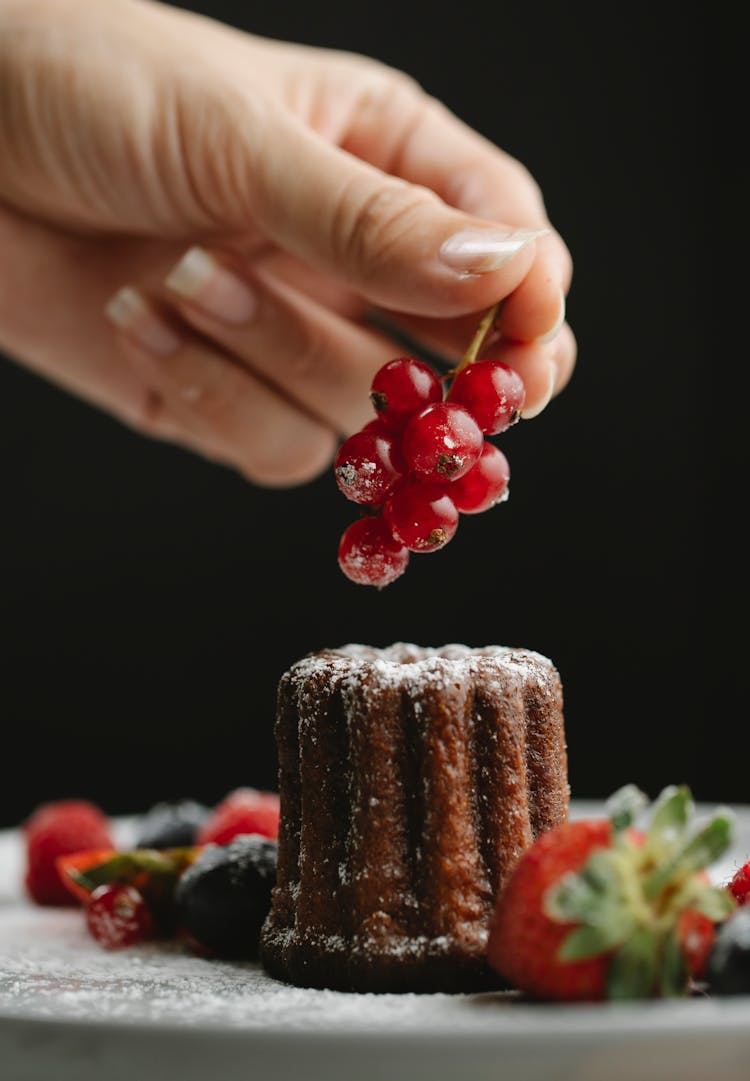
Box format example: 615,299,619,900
175,835,277,959
133,799,211,849
706,908,750,996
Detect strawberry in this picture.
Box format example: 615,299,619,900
677,908,716,980
488,819,613,1001
487,785,736,1001
727,859,750,906
197,787,280,845
23,799,114,906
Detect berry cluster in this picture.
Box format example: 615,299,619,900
335,304,525,587
22,789,280,952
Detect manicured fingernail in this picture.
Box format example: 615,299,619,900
439,227,549,274
521,361,557,420
536,289,566,344
105,287,179,355
165,247,257,325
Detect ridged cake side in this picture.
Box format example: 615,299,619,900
260,643,568,992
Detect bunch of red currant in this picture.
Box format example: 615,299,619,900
336,303,525,587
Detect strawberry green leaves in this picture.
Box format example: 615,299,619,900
68,847,199,894
643,813,735,900
605,784,648,834
544,784,737,999
546,848,638,960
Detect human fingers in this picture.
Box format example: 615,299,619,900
0,200,184,437
157,246,409,438
157,242,575,434
0,203,336,484
482,324,578,420
104,287,338,486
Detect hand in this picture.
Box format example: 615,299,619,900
0,0,575,485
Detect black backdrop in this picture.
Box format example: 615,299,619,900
1,1,730,827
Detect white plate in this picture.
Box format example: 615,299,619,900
1,802,749,1081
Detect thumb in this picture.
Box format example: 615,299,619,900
212,105,547,318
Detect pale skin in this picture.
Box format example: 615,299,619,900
0,0,576,486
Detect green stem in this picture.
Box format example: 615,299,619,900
450,301,502,380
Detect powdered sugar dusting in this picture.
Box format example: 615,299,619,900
0,829,507,1032
288,643,558,698
1,813,748,1039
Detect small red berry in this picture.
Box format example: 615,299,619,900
384,484,459,552
727,860,750,906
402,402,483,482
85,884,155,949
370,357,443,431
450,442,510,514
23,800,114,906
361,417,393,434
334,427,407,506
338,517,409,587
449,360,526,434
198,788,281,845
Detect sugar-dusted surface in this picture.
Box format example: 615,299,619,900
2,811,750,1081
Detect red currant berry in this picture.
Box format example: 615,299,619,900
85,884,155,949
370,357,443,431
449,360,526,434
450,442,510,514
384,484,459,552
338,517,409,587
361,417,393,434
402,402,483,482
334,427,407,506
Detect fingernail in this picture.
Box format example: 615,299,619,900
521,360,557,420
105,287,179,355
165,247,257,325
536,289,566,344
439,227,549,274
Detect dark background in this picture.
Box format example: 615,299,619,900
1,1,733,828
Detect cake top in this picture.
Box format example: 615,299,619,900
284,642,559,694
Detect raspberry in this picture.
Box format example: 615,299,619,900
369,357,443,431
337,516,409,587
727,860,750,906
85,884,155,949
197,788,280,846
24,799,114,906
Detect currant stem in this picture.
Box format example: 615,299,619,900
451,301,502,379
